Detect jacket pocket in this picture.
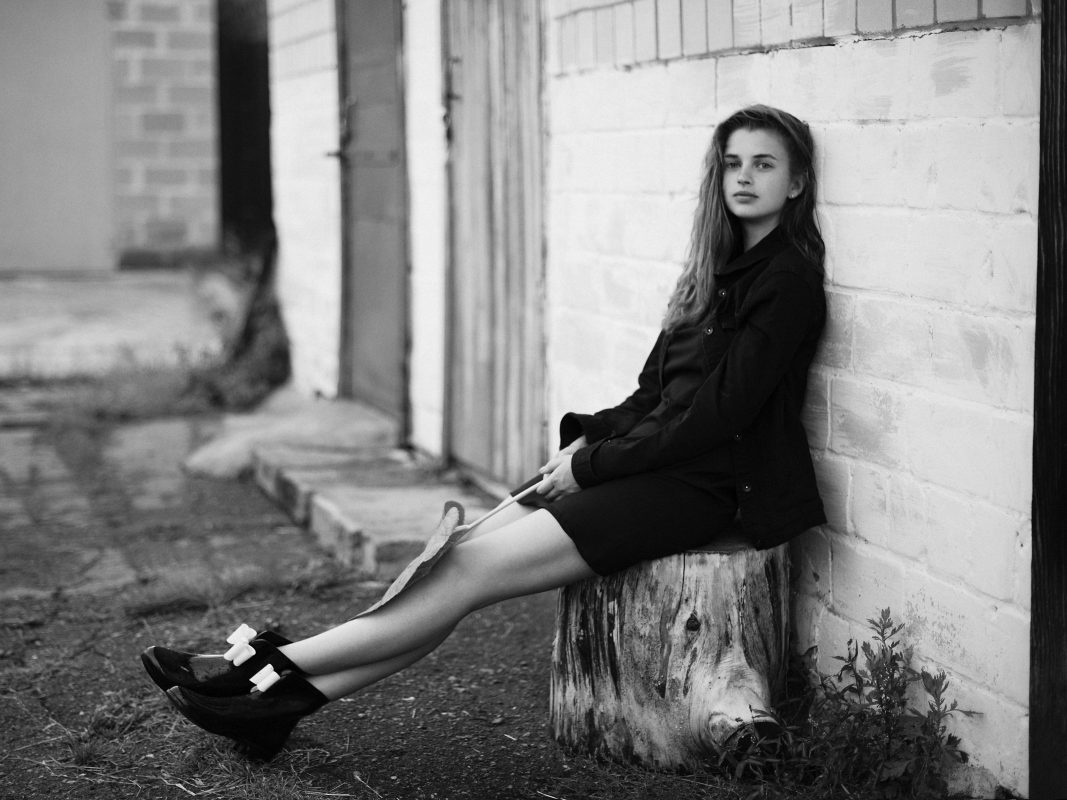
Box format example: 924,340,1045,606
701,313,737,370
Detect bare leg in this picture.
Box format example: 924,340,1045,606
458,499,535,542
306,632,448,700
279,509,592,675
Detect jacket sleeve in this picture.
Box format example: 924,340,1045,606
570,269,821,486
558,330,664,449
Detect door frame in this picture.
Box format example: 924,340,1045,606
334,0,411,437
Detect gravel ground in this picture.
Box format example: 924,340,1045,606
0,561,748,800
0,387,751,800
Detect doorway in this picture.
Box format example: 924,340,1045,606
217,0,273,255
336,0,410,427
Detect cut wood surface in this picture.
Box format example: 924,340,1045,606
550,545,789,770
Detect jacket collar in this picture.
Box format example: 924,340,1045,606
715,226,788,276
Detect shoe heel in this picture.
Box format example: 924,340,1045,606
232,717,299,760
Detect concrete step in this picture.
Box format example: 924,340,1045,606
252,444,493,579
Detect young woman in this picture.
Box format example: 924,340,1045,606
142,104,828,760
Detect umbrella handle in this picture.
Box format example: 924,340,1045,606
456,477,548,535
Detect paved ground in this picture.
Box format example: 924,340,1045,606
0,387,753,800
0,269,495,585
0,271,223,380
0,402,314,602
0,384,495,604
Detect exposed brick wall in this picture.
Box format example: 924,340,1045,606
544,3,1038,793
553,0,1037,70
266,0,342,396
108,0,219,257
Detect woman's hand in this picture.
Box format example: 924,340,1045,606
537,453,581,501
555,435,587,458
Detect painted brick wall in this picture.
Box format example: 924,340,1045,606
108,0,219,257
267,0,343,396
545,2,1038,793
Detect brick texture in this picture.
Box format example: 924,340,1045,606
657,0,683,59
554,0,1038,74
681,0,707,55
544,4,1039,792
614,3,636,65
111,0,217,256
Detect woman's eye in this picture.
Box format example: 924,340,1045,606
756,161,773,169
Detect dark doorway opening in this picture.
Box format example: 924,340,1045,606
196,0,289,408
216,0,273,254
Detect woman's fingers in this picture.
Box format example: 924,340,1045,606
539,454,562,476
537,454,579,501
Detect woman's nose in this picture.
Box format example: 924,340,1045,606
736,166,752,184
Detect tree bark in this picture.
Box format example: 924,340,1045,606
550,545,789,771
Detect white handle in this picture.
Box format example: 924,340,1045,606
457,478,548,535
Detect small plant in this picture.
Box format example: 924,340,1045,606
719,608,977,800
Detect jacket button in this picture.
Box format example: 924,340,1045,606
741,483,752,493
717,289,727,298
704,326,714,335
733,433,742,441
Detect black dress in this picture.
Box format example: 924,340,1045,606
522,323,740,574
519,227,827,576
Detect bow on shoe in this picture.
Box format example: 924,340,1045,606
223,624,259,666
250,664,282,692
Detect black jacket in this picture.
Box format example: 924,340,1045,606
560,227,827,549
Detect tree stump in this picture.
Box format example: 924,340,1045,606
549,544,789,770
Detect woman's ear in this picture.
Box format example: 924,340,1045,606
787,175,805,200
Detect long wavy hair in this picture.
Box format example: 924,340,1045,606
663,105,824,331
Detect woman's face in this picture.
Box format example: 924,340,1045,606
721,127,802,239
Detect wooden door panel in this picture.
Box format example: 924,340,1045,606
446,0,544,485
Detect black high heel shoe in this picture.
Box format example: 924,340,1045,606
141,624,300,696
165,671,329,760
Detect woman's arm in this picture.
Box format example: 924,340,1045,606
538,331,665,501
570,268,823,487
558,331,665,449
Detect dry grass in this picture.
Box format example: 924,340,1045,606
123,564,288,617
11,687,374,800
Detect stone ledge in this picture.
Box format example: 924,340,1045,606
252,443,494,580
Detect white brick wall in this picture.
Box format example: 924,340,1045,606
265,0,1038,790
110,0,219,255
268,0,342,397
544,5,1038,792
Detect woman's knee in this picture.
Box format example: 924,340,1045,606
448,511,593,605
460,502,534,542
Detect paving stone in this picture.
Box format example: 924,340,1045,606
0,430,70,484
0,272,222,380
